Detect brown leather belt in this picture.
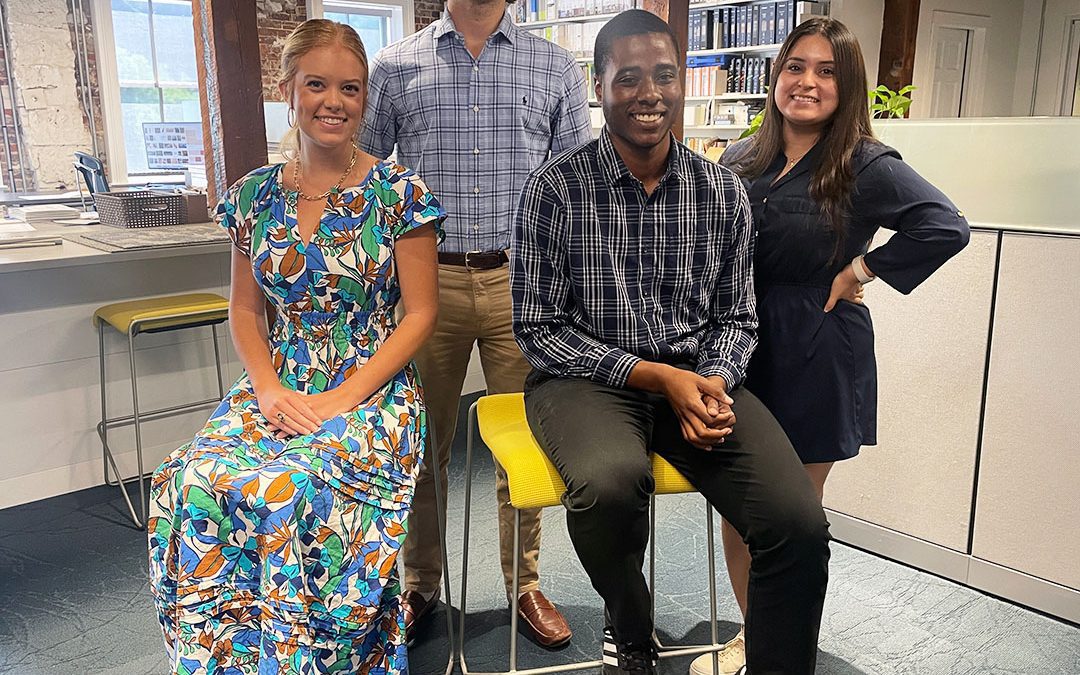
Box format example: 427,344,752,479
438,250,509,270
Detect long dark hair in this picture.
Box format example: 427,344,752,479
729,18,874,260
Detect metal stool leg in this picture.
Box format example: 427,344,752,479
210,323,225,399
510,509,521,672
99,321,109,486
128,330,147,529
706,500,720,675
459,401,477,673
98,320,141,527
428,418,456,675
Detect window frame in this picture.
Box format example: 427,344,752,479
307,0,415,51
91,0,200,184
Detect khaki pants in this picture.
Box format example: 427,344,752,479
404,263,542,595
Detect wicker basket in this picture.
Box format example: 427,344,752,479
93,191,184,228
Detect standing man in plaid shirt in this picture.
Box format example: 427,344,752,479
511,10,829,674
362,0,591,647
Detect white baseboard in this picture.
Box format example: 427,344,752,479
827,509,1080,624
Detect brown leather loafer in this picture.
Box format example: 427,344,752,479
516,589,572,648
402,589,439,642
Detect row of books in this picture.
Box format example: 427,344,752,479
688,1,826,52
686,55,772,97
685,100,753,127
525,22,603,57
683,137,730,162
580,62,598,101
512,0,635,24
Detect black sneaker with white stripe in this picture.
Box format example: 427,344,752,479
602,625,658,675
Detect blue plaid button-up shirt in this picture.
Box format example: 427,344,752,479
511,129,758,390
361,11,592,254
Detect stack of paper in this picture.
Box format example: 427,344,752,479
8,204,80,222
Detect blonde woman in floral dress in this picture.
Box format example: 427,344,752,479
147,20,444,674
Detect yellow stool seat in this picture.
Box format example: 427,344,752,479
93,292,229,335
476,393,695,510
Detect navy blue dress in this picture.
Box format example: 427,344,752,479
722,138,969,463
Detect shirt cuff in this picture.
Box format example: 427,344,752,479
594,349,642,389
695,359,741,391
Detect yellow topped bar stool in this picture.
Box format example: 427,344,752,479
94,292,230,529
459,393,727,675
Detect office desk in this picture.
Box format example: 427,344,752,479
0,221,237,510
0,190,88,209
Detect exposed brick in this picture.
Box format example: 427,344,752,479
257,0,307,102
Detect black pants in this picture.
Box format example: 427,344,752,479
524,372,830,675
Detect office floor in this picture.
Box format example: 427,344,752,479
1,394,1078,674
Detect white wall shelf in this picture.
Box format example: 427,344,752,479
518,11,623,30
689,0,776,9
684,124,749,136
688,43,785,57
686,93,768,102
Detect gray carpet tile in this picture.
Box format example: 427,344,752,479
1,393,1077,674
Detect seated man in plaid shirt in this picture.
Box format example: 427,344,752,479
510,10,829,675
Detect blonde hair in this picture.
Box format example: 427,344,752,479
278,19,369,160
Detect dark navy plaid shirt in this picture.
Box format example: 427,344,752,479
361,11,591,254
511,129,758,390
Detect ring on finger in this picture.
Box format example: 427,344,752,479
276,412,286,423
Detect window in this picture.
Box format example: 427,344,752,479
308,0,414,56
92,0,202,182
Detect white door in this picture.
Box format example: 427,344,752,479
930,26,973,118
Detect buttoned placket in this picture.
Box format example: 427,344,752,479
463,34,488,249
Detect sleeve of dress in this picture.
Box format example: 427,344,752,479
385,166,447,243
856,154,971,295
510,171,642,388
213,174,253,257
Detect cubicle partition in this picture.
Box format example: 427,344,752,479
826,118,1080,623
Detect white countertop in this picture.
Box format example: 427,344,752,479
0,221,230,274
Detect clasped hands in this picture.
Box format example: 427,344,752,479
661,368,736,451
256,383,355,439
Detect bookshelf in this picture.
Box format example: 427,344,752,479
682,0,828,153
518,11,626,30
510,0,829,142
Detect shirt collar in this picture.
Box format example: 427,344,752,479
433,9,518,45
597,127,688,188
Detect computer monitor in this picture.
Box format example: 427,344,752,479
142,122,205,172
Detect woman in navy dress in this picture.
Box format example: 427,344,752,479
706,17,970,670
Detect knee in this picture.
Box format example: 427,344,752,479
753,497,831,570
562,461,653,518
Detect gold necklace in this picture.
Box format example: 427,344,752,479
293,145,358,202
785,151,808,171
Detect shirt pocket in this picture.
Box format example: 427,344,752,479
518,91,555,155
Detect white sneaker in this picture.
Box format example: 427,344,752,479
688,630,745,675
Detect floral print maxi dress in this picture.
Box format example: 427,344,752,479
148,160,445,675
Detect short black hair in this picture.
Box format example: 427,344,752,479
593,9,679,77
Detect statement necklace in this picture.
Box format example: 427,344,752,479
293,145,358,202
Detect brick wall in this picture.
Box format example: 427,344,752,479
67,0,107,179
5,0,95,190
415,0,442,31
257,0,308,103
0,25,29,192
